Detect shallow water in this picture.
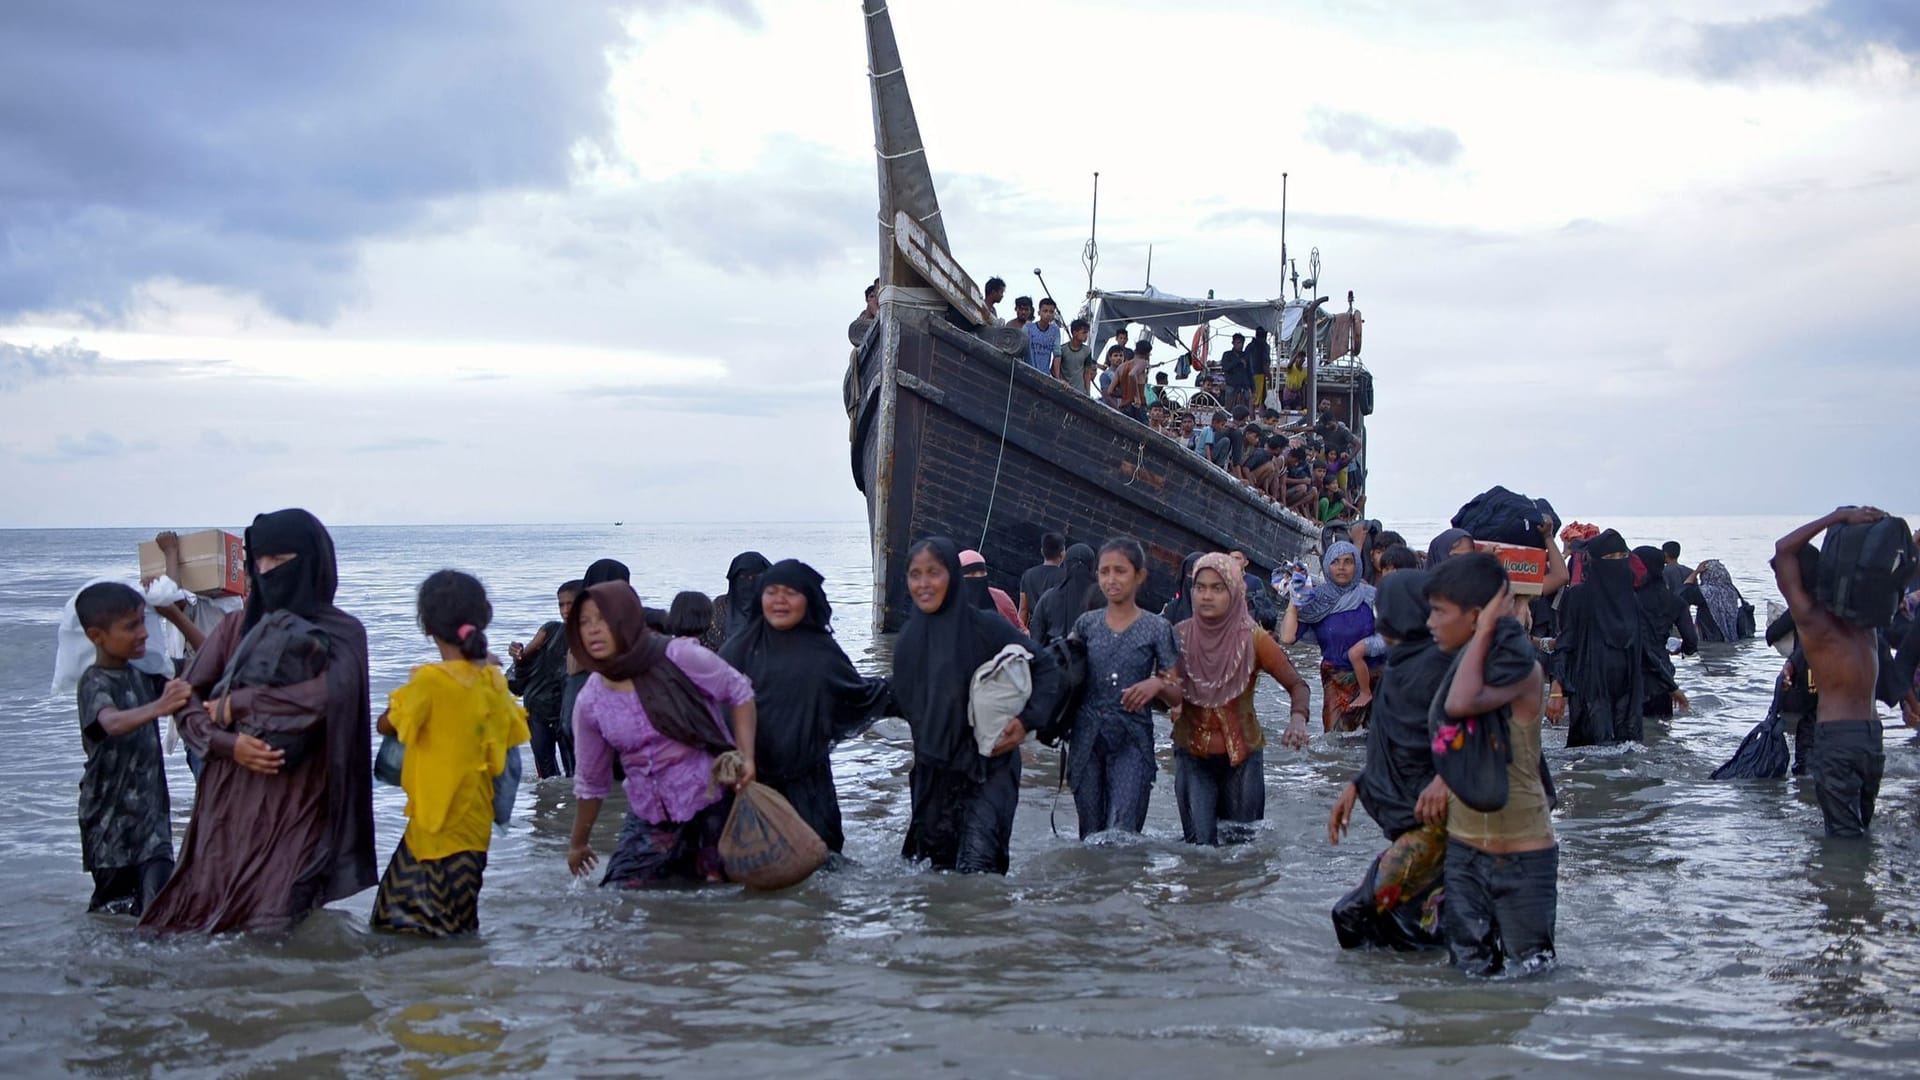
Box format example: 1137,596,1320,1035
2,517,1917,1078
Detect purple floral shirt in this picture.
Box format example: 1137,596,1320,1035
572,638,755,823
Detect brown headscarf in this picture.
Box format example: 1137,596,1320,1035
1174,553,1257,709
567,582,733,754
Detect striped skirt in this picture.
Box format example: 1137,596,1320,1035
370,839,487,938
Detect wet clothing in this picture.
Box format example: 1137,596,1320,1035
509,621,573,778
1068,608,1180,838
1447,700,1554,849
1352,573,1449,841
1174,748,1263,846
143,509,376,934
1333,847,1445,951
1558,531,1655,746
385,662,529,864
720,560,890,853
1810,719,1883,838
602,795,732,887
1442,841,1558,977
76,665,174,914
571,647,751,823
76,666,174,875
890,539,1060,873
370,841,486,936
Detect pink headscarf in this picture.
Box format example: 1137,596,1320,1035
1174,553,1257,710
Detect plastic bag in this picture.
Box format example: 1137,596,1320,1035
51,577,175,697
374,734,405,786
373,736,523,827
1710,712,1788,780
711,751,827,890
968,644,1032,756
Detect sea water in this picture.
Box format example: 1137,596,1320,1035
0,517,1915,1077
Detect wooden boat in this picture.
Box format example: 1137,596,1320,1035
849,1,1362,631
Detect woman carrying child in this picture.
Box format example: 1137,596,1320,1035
371,571,530,937
567,582,758,887
1169,553,1309,845
1281,541,1379,732
141,509,376,934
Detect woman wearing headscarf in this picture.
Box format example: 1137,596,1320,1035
720,560,890,854
1158,551,1208,625
1425,528,1475,568
1280,541,1379,732
1552,529,1653,746
959,549,1026,631
1030,543,1099,647
891,538,1060,873
1171,553,1311,845
565,582,758,887
1677,560,1752,643
1632,545,1694,720
706,551,771,649
141,509,376,933
1327,569,1450,950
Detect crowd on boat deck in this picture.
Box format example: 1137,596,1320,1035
58,501,1919,981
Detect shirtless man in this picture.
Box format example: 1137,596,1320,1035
1773,506,1890,837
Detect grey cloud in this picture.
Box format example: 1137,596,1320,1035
1201,207,1508,246
0,339,100,390
575,381,824,417
1305,109,1463,168
350,436,447,454
0,1,755,325
1690,0,1920,79
26,430,159,464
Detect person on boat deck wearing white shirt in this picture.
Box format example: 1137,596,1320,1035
1026,298,1064,374
984,276,1006,327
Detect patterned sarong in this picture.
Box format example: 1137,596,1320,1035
370,839,485,938
1320,662,1374,732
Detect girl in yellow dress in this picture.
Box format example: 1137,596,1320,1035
372,571,529,937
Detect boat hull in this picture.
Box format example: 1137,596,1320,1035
852,308,1322,632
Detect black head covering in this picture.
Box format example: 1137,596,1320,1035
962,571,997,613
1580,529,1639,649
567,581,732,754
892,537,1032,771
584,558,630,587
243,508,338,632
1373,569,1432,643
1032,543,1098,646
725,551,772,624
720,560,888,792
1160,551,1207,624
1425,528,1473,568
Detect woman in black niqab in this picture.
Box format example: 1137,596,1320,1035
1632,544,1692,719
715,552,771,644
142,509,376,933
891,538,1060,873
1031,543,1099,646
720,560,889,853
1554,529,1648,746
1159,551,1207,625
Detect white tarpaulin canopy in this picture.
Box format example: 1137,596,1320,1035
1089,287,1307,355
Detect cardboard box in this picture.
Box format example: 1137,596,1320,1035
139,530,247,597
1475,541,1547,595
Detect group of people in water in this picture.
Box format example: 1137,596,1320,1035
65,503,1919,980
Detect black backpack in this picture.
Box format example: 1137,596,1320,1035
1817,515,1917,629
1031,634,1088,747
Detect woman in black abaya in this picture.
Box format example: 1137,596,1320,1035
707,551,771,648
720,560,889,854
1030,543,1100,647
891,538,1061,873
1552,530,1647,746
1632,545,1693,720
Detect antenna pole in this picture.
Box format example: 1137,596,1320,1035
1146,243,1153,289
1083,172,1100,298
1279,171,1289,300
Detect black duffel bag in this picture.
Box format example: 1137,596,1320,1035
1452,486,1558,549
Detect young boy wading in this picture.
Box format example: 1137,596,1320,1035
1421,553,1557,977
1772,506,1902,838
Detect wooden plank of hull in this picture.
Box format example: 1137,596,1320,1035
858,313,1319,632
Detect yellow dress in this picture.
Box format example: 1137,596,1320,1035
388,661,530,860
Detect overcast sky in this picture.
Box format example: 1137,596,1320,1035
1,0,1915,529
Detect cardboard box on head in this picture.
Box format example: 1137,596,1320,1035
139,530,247,597
1474,541,1547,596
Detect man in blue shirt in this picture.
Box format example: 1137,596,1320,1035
1026,297,1063,373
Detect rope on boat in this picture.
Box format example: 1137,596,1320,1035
1123,440,1144,487
978,353,1018,550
